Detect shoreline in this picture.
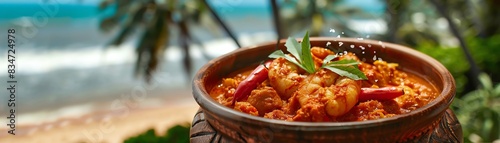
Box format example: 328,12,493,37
0,89,199,143
1,87,193,128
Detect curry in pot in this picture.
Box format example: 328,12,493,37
210,34,438,122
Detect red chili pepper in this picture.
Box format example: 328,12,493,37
358,86,405,102
232,60,273,104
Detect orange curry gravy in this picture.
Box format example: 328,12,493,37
209,53,438,122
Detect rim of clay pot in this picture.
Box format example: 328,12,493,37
193,37,455,130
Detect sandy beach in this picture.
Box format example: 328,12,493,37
0,89,199,143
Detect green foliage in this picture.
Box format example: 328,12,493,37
416,35,500,96
468,35,500,82
416,42,469,95
452,73,500,142
124,124,190,143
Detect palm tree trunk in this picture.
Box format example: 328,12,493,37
429,0,481,89
201,0,242,48
270,0,283,40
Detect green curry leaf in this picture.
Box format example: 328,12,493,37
324,59,360,67
285,37,302,62
269,50,307,70
322,55,337,66
322,60,368,80
300,31,316,73
268,31,367,80
269,32,316,74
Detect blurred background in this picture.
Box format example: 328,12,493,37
0,0,499,142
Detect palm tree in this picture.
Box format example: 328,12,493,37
98,0,241,81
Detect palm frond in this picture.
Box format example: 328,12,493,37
200,0,241,48
108,5,147,46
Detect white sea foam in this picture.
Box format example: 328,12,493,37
0,31,275,76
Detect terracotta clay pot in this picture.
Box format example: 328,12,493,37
192,38,456,142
